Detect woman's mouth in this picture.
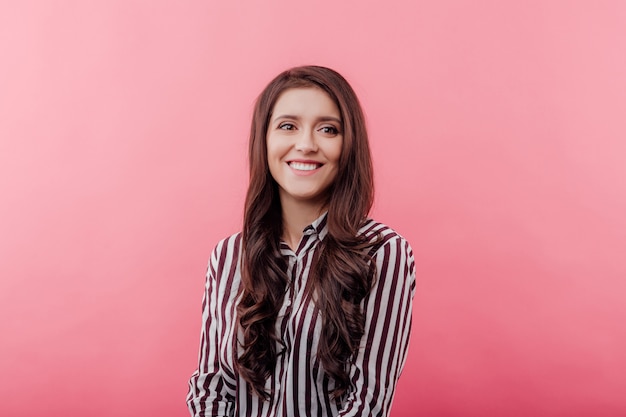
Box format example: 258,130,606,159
288,161,322,171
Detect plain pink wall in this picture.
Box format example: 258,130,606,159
1,1,625,416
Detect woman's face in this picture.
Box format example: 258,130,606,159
266,87,343,210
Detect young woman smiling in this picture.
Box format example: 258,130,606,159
187,66,415,417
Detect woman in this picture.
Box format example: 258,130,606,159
187,65,415,417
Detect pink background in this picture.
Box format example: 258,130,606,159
1,1,625,416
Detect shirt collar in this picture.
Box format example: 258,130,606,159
302,211,328,240
279,211,329,256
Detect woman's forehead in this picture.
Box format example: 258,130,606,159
271,87,341,120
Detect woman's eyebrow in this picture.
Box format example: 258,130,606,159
273,114,342,124
317,116,342,124
273,114,301,122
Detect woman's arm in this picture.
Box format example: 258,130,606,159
187,239,238,417
338,234,416,417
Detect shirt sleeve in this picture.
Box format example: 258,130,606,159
337,235,416,417
186,243,237,417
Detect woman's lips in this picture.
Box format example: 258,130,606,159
289,161,321,171
287,160,323,176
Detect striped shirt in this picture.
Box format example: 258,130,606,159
187,213,416,417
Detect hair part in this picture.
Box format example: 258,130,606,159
237,65,376,399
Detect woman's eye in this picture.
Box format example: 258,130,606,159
319,126,339,135
278,123,295,130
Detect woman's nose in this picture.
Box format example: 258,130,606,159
294,129,318,153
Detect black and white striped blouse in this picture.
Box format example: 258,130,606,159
187,213,416,417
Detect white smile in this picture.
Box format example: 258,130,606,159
288,162,321,171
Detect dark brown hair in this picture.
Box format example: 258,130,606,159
237,65,375,399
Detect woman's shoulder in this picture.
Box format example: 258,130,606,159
208,232,243,268
359,218,413,257
359,219,416,286
214,231,243,249
359,218,412,248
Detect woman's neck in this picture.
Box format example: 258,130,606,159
280,197,325,251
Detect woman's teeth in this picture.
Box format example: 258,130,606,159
289,162,319,171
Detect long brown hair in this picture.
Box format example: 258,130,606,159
237,65,375,399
